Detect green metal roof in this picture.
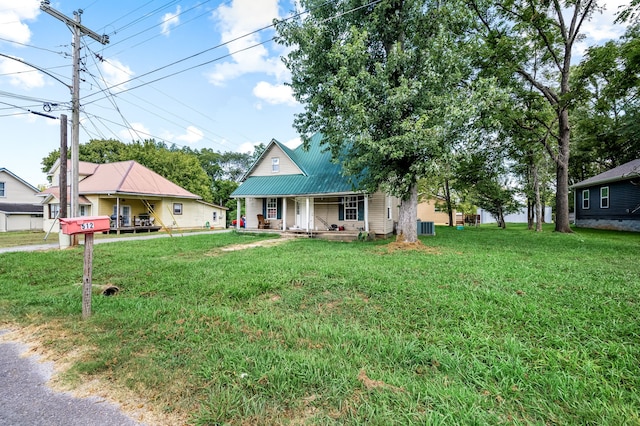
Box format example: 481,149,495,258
232,133,360,197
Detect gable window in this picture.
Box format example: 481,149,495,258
0,181,5,197
272,157,280,173
582,189,590,209
49,203,60,219
600,186,609,208
173,203,183,215
345,196,358,221
266,197,277,219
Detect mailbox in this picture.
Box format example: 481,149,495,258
60,216,111,235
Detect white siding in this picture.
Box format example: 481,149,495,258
0,170,39,202
251,145,301,176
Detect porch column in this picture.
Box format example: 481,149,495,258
236,198,241,230
364,195,369,232
116,197,121,235
306,197,310,232
282,197,287,231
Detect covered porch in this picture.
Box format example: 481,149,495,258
233,194,372,235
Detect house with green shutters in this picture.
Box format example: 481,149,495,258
231,133,399,237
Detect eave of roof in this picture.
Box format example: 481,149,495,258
0,203,43,214
0,168,39,192
571,159,640,189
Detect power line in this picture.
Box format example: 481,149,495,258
104,0,215,54
0,35,71,57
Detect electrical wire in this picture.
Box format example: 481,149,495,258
0,36,71,57
105,0,215,54
80,0,366,102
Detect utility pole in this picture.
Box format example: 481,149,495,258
40,1,109,244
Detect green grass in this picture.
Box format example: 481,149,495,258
1,226,639,425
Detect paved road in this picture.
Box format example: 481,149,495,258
0,330,143,426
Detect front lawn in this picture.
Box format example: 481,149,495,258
0,226,638,425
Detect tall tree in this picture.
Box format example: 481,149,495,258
572,24,640,179
457,148,521,228
277,0,484,242
469,0,601,232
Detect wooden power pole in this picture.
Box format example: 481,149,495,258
40,1,109,245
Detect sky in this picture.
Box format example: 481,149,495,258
0,0,631,187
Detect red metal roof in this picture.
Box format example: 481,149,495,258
53,161,200,199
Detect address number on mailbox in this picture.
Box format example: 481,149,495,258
60,216,111,235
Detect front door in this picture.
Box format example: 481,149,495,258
295,198,314,230
295,200,302,228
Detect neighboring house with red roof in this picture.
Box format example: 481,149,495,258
0,168,43,232
40,160,227,233
231,133,400,237
571,159,640,232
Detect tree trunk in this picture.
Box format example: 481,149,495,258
445,178,453,227
555,109,572,233
527,199,533,230
533,163,543,232
396,183,418,243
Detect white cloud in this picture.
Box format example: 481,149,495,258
0,1,39,44
206,0,289,86
0,56,45,89
574,1,630,58
161,5,181,36
252,81,297,106
119,122,151,142
238,141,262,154
100,59,134,92
176,126,204,144
284,137,301,149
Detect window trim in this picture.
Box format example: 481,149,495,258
49,203,60,219
266,197,277,220
600,186,609,209
344,195,358,221
582,189,590,210
173,203,183,215
0,181,5,197
272,157,280,173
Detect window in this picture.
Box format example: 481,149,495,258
80,205,88,216
0,181,5,197
266,197,277,219
173,203,183,215
582,189,590,209
345,196,358,221
600,187,609,208
212,211,217,221
387,196,392,219
272,157,280,173
49,203,60,219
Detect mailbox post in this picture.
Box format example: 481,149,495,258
59,216,110,319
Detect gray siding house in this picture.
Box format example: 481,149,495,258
571,159,640,232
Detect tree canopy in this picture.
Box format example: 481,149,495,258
276,0,495,241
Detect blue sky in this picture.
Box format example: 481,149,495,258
0,0,630,187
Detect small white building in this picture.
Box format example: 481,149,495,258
477,206,552,224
